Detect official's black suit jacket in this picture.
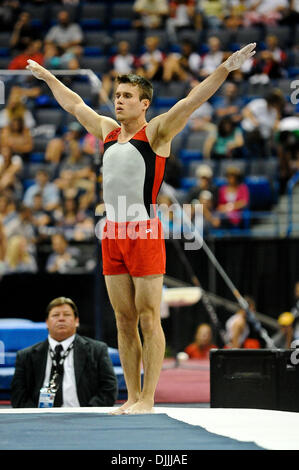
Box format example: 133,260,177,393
11,334,118,408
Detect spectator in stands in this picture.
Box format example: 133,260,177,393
45,10,83,57
0,193,19,238
224,0,249,29
43,43,79,71
185,323,217,359
225,296,258,348
11,296,118,407
10,11,41,52
54,197,94,241
100,41,138,104
249,35,287,84
45,122,96,165
273,311,295,348
192,189,221,234
0,0,21,32
241,90,284,158
0,146,23,196
0,117,33,158
136,35,165,81
197,0,226,28
162,39,201,82
23,169,60,212
17,204,37,246
133,0,169,29
54,169,89,209
56,141,95,206
203,116,245,160
279,0,299,28
213,82,243,124
199,36,224,78
8,39,44,70
46,233,79,273
3,234,37,274
0,88,36,129
166,0,196,43
243,0,289,26
31,192,53,231
217,166,249,229
187,164,218,208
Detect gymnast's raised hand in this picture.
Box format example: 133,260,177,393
26,59,52,81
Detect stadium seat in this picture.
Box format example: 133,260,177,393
265,26,291,48
35,109,64,129
29,153,45,163
110,3,134,29
0,47,9,57
144,30,169,51
72,82,94,102
33,137,50,153
84,32,113,52
0,33,10,47
80,3,106,30
113,30,139,54
206,30,235,50
180,177,197,190
245,176,273,209
80,56,108,75
234,28,263,46
180,149,203,162
177,29,201,48
248,158,278,181
24,4,48,27
188,160,217,177
276,78,294,95
184,131,208,153
0,57,11,69
218,159,248,178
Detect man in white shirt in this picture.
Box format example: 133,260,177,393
241,91,284,156
11,297,118,408
45,10,83,56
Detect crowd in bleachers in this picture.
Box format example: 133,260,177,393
0,0,298,275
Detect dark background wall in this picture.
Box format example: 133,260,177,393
0,238,298,353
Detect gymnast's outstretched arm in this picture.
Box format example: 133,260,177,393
26,60,119,141
149,43,256,143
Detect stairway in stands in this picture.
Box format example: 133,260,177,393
251,185,299,237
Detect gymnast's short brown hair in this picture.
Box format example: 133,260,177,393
46,297,79,318
115,74,153,103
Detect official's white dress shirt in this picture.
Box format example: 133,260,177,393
43,334,80,407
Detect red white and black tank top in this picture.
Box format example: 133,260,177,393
102,126,166,222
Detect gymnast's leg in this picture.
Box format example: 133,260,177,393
105,273,142,414
126,274,165,414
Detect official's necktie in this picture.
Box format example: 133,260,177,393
50,344,64,407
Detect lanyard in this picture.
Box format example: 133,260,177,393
47,342,74,393
49,341,74,368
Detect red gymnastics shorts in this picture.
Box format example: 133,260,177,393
101,217,166,277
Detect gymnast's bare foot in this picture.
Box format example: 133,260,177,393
124,399,154,414
110,399,139,415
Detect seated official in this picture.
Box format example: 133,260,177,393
11,297,118,408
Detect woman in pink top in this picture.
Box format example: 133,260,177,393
217,166,249,228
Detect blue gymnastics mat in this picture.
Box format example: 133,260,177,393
0,412,263,450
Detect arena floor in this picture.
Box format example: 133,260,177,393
0,406,298,450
